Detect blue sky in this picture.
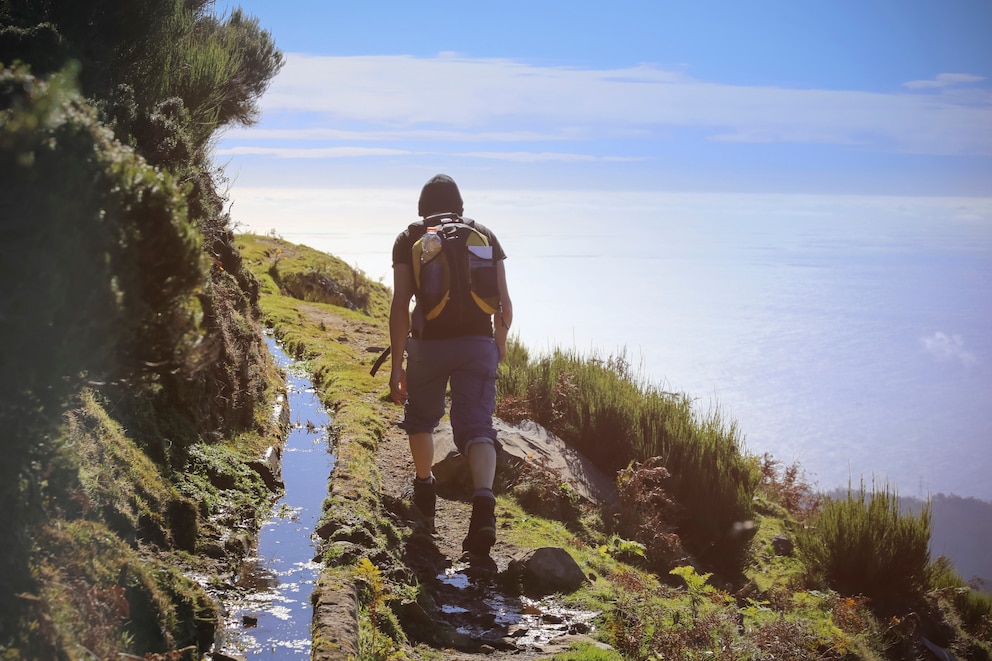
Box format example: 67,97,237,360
213,2,992,498
217,0,992,196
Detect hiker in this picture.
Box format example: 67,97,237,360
388,174,513,557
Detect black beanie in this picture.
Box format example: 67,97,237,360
418,174,464,217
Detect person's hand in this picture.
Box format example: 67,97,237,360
496,339,507,364
389,368,408,404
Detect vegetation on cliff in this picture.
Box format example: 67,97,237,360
1,2,284,657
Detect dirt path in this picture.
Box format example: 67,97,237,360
298,303,567,660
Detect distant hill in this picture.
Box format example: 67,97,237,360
924,493,992,591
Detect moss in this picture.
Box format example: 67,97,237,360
22,520,215,658
744,514,805,596
62,390,174,540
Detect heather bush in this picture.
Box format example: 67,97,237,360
797,480,932,613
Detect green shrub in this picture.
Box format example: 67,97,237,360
496,345,758,571
0,67,205,623
797,480,932,613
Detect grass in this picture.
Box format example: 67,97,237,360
497,343,760,573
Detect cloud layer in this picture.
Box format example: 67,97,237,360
224,53,992,157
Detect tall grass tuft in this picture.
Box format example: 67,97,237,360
497,342,759,570
929,556,992,645
797,480,932,613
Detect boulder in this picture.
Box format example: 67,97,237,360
508,547,588,595
771,533,795,557
431,419,618,506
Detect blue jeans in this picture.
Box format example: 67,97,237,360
400,336,499,452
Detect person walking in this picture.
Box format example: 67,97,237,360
388,174,513,557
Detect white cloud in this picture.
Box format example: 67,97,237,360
922,332,977,367
244,54,992,156
460,151,645,163
903,73,986,89
217,146,414,158
220,127,587,143
214,145,637,163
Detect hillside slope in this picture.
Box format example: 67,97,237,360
240,234,992,661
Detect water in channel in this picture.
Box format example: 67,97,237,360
218,336,335,658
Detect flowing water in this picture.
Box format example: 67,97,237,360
216,336,335,658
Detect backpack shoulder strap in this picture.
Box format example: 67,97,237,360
424,212,461,226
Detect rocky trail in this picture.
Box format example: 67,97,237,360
300,303,611,659
369,417,604,659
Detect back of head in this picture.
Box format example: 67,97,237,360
418,174,464,217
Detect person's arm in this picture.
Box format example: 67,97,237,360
494,259,513,362
389,264,415,404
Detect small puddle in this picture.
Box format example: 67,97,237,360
434,562,600,649
214,336,335,658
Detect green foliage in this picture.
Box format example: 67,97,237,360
62,390,174,535
756,453,822,522
16,520,213,659
175,443,269,530
1,0,283,152
929,556,992,646
598,535,648,564
601,569,855,660
549,640,623,661
797,480,932,613
670,565,717,623
0,0,284,651
152,7,284,147
1,3,284,456
0,67,206,629
355,558,403,660
496,345,759,571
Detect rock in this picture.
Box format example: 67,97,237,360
538,634,616,655
202,541,227,559
224,531,252,557
248,445,284,492
209,651,248,661
508,547,588,595
314,519,341,540
395,599,435,642
167,496,198,552
311,573,359,660
328,524,376,548
207,469,236,491
771,533,795,556
431,419,618,506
